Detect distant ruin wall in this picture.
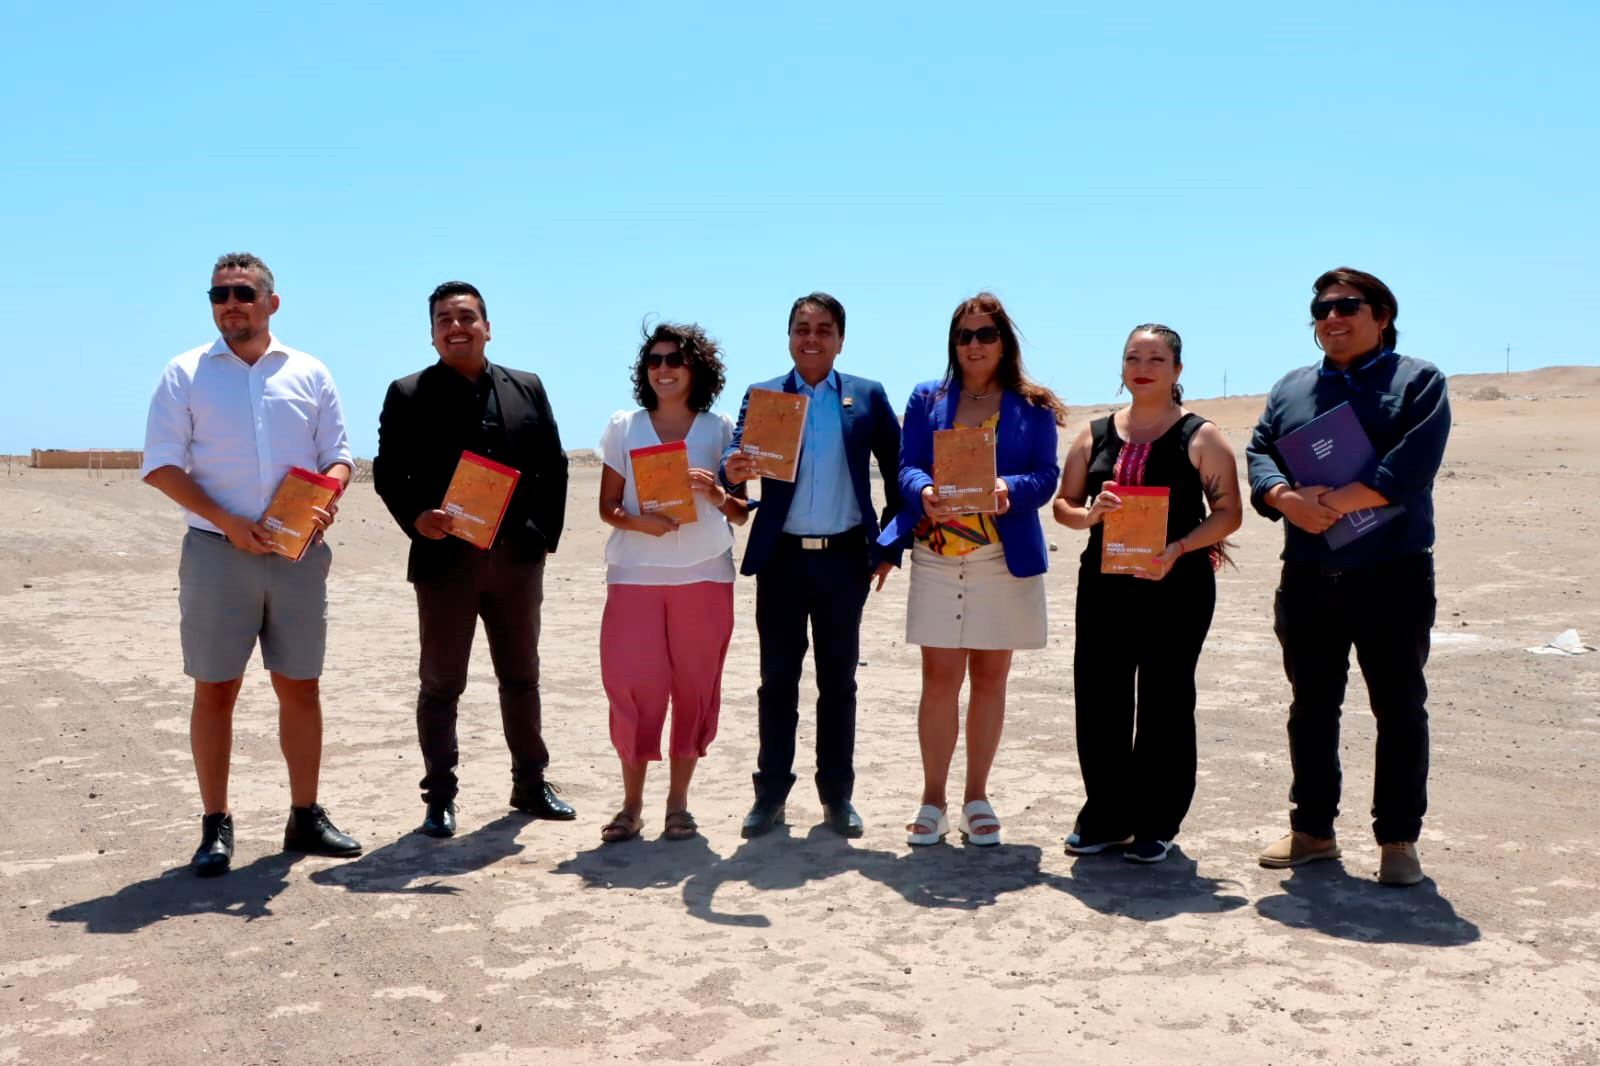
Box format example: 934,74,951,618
30,449,144,469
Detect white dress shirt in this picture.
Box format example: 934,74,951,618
141,335,352,534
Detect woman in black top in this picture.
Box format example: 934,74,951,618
1053,325,1242,863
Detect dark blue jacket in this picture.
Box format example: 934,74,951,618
723,370,903,577
877,381,1061,578
1246,349,1450,567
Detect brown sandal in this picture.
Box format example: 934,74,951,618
663,810,698,841
600,811,643,843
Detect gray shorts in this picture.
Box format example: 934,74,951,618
178,528,331,682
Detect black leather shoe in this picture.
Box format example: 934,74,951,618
283,804,362,856
191,812,233,877
509,782,576,820
419,801,456,838
823,801,864,838
740,801,785,838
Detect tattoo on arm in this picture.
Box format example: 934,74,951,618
1203,472,1227,508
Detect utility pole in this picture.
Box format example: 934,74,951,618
1505,345,1511,375
1223,370,1228,398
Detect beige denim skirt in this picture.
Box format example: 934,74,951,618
905,541,1047,650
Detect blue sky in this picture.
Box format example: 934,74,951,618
4,2,1595,457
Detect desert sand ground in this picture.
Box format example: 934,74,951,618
2,367,1598,1065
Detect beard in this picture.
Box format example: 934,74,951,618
221,322,262,345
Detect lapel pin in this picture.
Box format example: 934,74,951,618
842,397,854,408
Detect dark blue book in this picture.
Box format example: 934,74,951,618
1274,402,1404,549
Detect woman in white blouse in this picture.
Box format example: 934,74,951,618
596,322,749,842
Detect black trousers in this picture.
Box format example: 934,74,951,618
751,535,873,807
1072,559,1216,843
1275,553,1434,843
413,542,549,804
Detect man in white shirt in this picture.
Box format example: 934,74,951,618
142,252,362,876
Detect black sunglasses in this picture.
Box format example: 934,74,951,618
208,285,261,305
644,351,686,369
1310,296,1366,320
955,326,1002,346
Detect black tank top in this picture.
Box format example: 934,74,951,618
1080,412,1211,572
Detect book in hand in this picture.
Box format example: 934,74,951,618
739,387,809,482
1273,401,1404,550
440,450,519,549
932,426,999,514
259,466,342,561
1101,485,1170,574
630,440,698,526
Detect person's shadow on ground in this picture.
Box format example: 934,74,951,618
1050,845,1249,920
1254,862,1480,946
48,852,304,934
678,827,1066,925
552,828,724,892
308,813,530,895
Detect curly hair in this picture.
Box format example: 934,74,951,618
633,320,726,413
944,292,1067,425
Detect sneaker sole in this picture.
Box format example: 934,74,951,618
1124,850,1170,864
1064,836,1133,856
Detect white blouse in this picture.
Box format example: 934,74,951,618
598,409,737,585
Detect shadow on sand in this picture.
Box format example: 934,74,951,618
1254,861,1480,946
308,813,532,895
1050,845,1250,920
48,853,306,933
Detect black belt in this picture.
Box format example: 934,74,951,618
781,526,862,551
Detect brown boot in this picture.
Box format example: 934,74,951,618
1258,831,1340,869
1378,841,1424,886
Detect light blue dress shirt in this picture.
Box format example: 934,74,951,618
781,369,862,536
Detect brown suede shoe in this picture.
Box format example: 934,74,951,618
1378,841,1424,886
1258,831,1341,869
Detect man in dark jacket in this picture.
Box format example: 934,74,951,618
374,281,572,838
1246,267,1450,887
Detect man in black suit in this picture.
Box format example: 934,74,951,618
374,281,573,838
721,292,902,838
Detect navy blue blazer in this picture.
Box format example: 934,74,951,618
723,370,903,577
878,381,1061,578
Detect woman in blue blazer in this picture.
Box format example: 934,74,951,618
878,293,1065,847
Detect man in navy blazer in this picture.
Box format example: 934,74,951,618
721,292,902,838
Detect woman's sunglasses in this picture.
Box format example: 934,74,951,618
644,351,686,369
1310,296,1367,320
955,326,1002,346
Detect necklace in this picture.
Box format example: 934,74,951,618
965,389,995,401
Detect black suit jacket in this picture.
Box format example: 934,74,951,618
374,361,568,583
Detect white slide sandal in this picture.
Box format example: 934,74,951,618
959,800,1002,846
905,804,949,846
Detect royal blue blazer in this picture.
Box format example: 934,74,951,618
877,381,1061,578
723,370,904,577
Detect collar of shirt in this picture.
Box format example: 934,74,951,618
1317,347,1393,390
787,367,840,397
203,332,292,365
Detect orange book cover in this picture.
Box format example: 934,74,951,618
259,466,341,561
932,426,998,514
1101,485,1170,574
630,440,698,525
440,450,520,549
740,388,808,482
